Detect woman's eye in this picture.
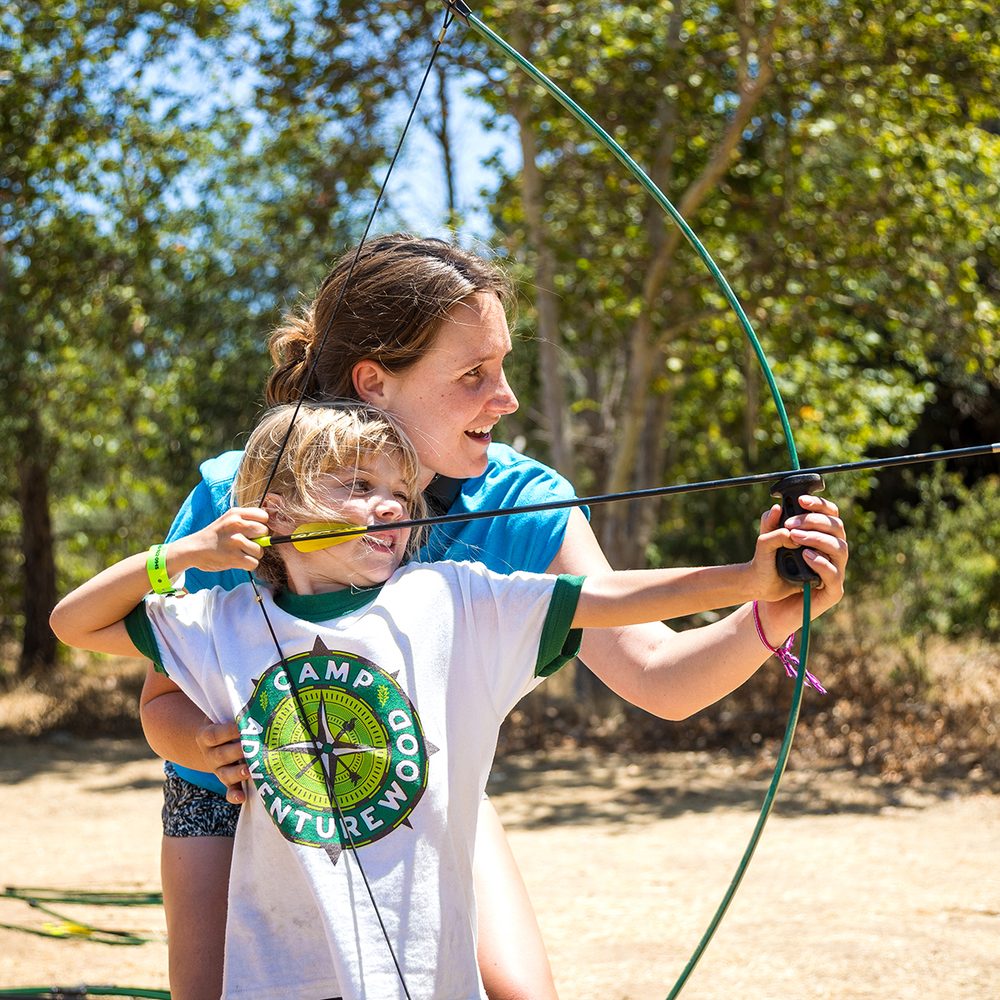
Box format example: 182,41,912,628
463,365,483,379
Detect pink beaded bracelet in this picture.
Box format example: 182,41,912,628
752,600,826,694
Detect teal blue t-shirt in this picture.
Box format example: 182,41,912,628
164,443,583,793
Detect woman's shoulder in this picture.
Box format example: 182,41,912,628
477,443,575,502
197,450,244,493
420,444,583,575
169,450,243,531
166,451,246,593
485,441,558,475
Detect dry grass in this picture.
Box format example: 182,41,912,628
500,630,1000,788
0,653,147,741
2,631,997,789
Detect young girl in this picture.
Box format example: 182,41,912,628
53,402,836,1000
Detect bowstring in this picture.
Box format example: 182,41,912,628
258,9,456,502
247,9,457,997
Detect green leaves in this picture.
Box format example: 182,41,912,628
4,0,997,672
476,0,998,569
865,471,1000,639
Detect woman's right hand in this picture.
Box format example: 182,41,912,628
196,720,250,804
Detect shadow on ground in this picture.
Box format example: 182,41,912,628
486,746,982,828
0,737,161,793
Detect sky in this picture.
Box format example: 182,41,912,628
126,10,518,246
369,81,516,242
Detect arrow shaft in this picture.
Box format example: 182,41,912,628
261,442,999,547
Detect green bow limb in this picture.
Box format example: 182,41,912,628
441,3,813,995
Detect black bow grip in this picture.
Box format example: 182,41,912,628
770,473,825,587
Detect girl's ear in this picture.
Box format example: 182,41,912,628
263,493,295,533
352,359,393,405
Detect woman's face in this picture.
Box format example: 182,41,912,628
356,292,519,485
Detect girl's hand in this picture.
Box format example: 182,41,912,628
753,494,849,636
171,507,270,575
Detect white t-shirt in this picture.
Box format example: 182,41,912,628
128,560,582,1000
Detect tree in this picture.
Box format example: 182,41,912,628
466,0,997,571
1,0,245,674
1,0,452,675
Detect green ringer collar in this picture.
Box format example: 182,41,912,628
275,584,383,623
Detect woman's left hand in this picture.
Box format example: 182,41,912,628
748,494,849,623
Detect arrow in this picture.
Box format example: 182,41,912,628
252,442,1000,551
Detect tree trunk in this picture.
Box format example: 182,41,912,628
17,418,58,675
509,22,572,480
599,35,778,565
432,60,460,231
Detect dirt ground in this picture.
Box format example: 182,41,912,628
0,738,997,999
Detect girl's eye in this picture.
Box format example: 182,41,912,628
351,479,371,494
393,492,412,506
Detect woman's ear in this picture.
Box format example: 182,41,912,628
352,359,392,405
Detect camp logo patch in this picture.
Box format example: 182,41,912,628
238,636,436,862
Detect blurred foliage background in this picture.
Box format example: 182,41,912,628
2,0,997,780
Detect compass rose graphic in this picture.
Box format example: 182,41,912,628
274,701,390,788
238,636,436,859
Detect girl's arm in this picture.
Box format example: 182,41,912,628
50,508,269,657
552,495,848,720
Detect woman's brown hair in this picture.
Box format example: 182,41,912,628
266,234,513,406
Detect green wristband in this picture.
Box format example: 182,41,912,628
146,544,184,596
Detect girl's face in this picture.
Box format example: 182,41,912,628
355,292,519,486
276,451,414,594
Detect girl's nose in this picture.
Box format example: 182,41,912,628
374,493,406,521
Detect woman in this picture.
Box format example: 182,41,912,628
140,234,849,999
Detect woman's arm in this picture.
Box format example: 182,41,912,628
140,667,249,793
549,496,847,720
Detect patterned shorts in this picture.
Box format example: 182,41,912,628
162,762,240,839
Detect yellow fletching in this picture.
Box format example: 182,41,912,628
253,521,368,552
291,522,367,551
290,522,368,551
